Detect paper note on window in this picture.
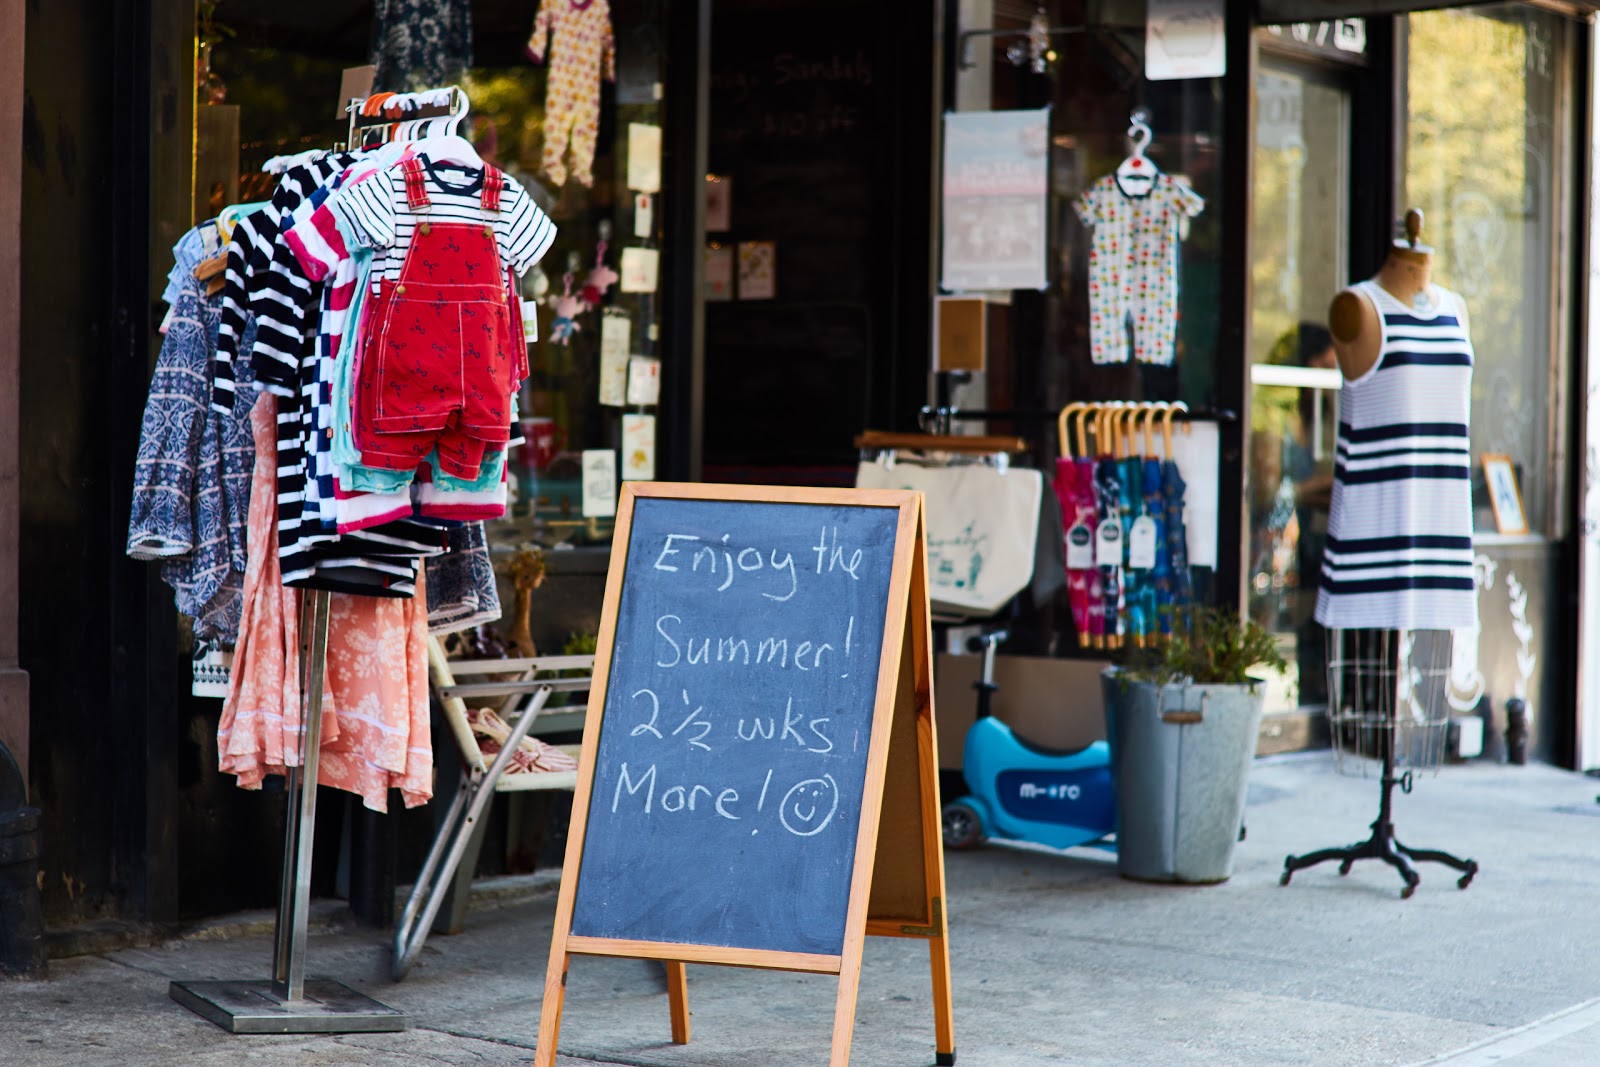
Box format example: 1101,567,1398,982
620,247,659,293
599,312,631,407
627,356,661,406
737,241,776,300
622,414,656,481
627,123,662,193
581,450,618,518
705,245,734,301
705,175,731,231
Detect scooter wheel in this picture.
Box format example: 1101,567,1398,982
941,800,985,850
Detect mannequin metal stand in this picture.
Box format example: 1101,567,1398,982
1279,628,1478,899
1279,733,1477,899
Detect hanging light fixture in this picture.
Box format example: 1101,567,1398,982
1028,6,1051,73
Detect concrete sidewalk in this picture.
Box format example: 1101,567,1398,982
3,753,1599,1066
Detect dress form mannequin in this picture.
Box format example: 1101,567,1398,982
1281,207,1480,897
1327,209,1437,381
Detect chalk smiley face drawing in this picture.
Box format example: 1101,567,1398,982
779,775,840,837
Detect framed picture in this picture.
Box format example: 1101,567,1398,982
1483,454,1528,535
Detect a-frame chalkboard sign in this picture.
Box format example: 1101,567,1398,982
535,483,954,1066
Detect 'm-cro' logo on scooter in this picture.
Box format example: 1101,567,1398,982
1018,782,1081,801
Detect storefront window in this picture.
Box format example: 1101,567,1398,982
960,1,1229,426
212,1,669,560
1247,57,1351,710
946,1,1231,652
1403,3,1574,538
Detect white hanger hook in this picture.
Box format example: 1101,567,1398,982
1128,108,1153,154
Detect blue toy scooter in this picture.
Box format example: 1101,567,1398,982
941,630,1117,852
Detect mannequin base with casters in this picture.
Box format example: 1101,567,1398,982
1279,769,1477,899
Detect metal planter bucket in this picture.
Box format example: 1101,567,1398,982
1102,670,1265,884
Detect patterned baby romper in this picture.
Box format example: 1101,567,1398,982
1074,171,1204,365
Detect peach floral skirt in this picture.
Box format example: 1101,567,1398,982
218,396,432,812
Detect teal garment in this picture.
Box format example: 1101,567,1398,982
1144,456,1173,635
1119,456,1148,643
331,231,512,493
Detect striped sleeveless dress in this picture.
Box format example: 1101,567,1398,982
1314,281,1477,631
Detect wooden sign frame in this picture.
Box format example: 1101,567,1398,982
535,482,954,1067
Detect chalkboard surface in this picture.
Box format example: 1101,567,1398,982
569,497,900,955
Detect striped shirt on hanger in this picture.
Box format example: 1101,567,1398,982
336,154,556,287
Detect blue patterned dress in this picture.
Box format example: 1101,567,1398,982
127,276,258,644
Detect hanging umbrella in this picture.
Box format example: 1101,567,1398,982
1077,404,1106,648
1115,404,1149,648
1094,403,1126,650
1054,402,1100,649
1141,403,1173,639
1161,402,1194,631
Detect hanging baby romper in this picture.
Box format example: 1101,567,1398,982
356,157,519,480
526,0,616,188
1074,172,1204,365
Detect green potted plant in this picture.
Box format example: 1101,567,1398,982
1101,607,1288,884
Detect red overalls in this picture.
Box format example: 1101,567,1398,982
355,157,520,480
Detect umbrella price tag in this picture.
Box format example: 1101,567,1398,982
1066,523,1094,568
1128,516,1158,569
1095,519,1123,566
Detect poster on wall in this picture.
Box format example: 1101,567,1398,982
1146,0,1226,81
940,108,1050,292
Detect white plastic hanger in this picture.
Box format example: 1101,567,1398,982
1115,109,1158,194
261,148,327,175
382,86,481,169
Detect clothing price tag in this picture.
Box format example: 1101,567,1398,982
1065,523,1094,569
522,300,540,343
598,313,631,406
1128,516,1158,568
1096,520,1123,566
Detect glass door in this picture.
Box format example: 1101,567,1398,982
1248,57,1351,713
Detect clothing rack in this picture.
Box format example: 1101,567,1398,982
345,85,470,151
165,93,474,1031
917,403,1236,439
170,588,407,1032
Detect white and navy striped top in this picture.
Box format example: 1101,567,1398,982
1315,281,1477,632
335,155,556,289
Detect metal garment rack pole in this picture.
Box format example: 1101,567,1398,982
169,589,407,1033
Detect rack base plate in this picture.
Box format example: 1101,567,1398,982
169,978,408,1034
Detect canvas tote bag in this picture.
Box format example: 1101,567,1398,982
856,460,1041,617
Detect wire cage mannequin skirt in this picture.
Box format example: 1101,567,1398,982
1281,627,1478,897
1327,628,1453,779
